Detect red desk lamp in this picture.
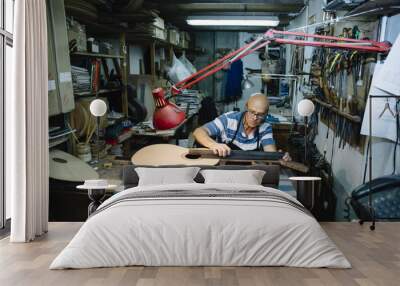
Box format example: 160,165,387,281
152,87,186,130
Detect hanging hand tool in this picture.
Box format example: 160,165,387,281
338,119,346,148
378,99,396,118
352,26,361,40
342,59,349,113
351,54,362,114
342,27,352,39
356,57,365,87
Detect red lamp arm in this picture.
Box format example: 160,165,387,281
172,37,269,93
268,29,390,53
170,28,390,95
172,40,271,93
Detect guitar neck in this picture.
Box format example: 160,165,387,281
189,149,284,161
188,149,309,173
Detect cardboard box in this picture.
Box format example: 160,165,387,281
153,16,165,30
178,31,190,48
179,31,190,41
168,28,180,45
184,31,190,41
67,20,87,52
181,40,189,49
87,39,99,53
152,26,167,40
99,42,114,55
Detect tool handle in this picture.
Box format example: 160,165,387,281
188,149,284,160
279,160,309,173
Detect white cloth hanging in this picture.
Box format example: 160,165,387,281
7,0,49,242
360,63,398,142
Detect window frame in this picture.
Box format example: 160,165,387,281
0,0,13,230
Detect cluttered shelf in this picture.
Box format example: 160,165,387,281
70,51,124,59
63,8,200,159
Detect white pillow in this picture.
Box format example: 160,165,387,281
200,169,266,185
135,167,200,186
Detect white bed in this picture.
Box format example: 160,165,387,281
50,183,351,269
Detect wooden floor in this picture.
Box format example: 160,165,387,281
0,222,399,286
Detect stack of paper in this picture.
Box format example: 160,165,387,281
71,66,91,93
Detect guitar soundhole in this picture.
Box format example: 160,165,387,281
185,154,201,160
53,157,67,164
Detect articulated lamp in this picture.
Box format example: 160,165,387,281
152,29,389,130
89,99,107,163
297,99,315,163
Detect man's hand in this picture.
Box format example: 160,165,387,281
280,150,292,162
209,143,231,157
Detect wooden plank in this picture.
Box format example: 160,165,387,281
74,88,122,97
48,0,75,114
47,1,62,116
70,51,124,59
150,42,156,82
312,98,361,123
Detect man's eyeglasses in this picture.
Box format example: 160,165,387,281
247,109,267,120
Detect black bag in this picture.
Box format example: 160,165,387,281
350,175,400,221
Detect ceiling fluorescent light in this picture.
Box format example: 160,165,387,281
187,16,279,27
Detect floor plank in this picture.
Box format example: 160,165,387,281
0,222,399,286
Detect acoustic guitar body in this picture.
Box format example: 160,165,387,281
131,144,220,166
50,150,99,182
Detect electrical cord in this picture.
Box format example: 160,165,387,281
393,99,400,175
288,8,389,33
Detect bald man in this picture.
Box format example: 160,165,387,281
193,93,291,160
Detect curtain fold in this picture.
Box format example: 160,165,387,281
8,0,49,242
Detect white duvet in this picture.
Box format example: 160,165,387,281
50,183,351,269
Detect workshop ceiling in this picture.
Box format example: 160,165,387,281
65,0,305,33
144,0,305,30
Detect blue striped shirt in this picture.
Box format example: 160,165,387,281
202,111,275,150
